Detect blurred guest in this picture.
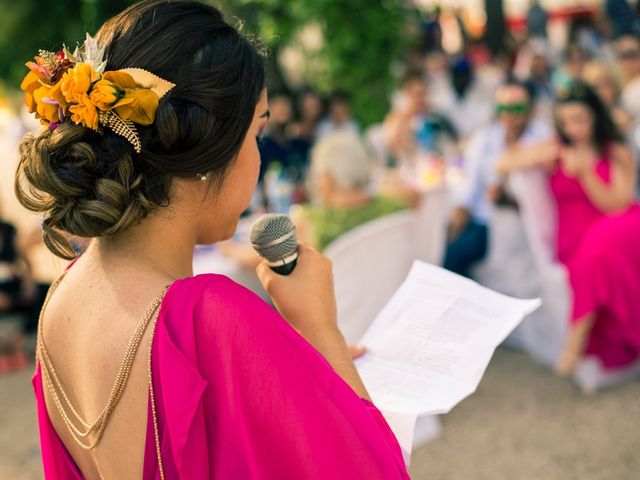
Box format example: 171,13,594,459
384,70,457,162
552,43,590,91
514,39,555,122
0,216,36,371
498,82,640,381
430,57,496,139
0,218,34,316
527,0,548,40
258,92,309,210
615,34,640,118
293,133,407,251
420,6,443,54
520,42,554,98
605,0,639,39
258,92,293,180
444,79,552,277
316,91,359,141
424,50,449,80
568,16,607,59
581,61,633,133
291,88,323,143
289,88,324,200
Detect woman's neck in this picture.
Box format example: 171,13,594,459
571,140,600,153
89,209,197,281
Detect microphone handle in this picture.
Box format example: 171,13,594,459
270,258,297,276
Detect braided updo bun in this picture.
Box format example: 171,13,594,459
15,0,265,259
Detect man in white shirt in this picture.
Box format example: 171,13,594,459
444,79,553,277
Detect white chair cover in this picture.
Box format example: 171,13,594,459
325,209,442,450
324,210,417,344
414,187,450,265
508,169,570,367
471,169,570,367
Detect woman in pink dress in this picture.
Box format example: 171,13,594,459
499,82,640,382
16,1,408,478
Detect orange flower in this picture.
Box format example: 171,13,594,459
20,71,42,113
33,85,62,125
113,88,159,125
69,93,99,130
25,57,53,84
89,79,122,110
61,63,100,103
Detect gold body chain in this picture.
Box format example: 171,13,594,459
36,270,169,479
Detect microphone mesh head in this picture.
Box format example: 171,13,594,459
250,214,298,262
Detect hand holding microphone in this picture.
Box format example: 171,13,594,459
250,214,370,397
251,214,338,336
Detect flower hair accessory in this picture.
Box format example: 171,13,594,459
20,33,175,153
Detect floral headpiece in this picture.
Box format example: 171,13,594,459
20,34,175,153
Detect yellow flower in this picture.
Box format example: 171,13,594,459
49,79,67,109
20,71,42,113
61,63,100,103
91,70,159,124
33,85,62,125
102,71,137,89
113,88,159,125
69,93,99,130
89,79,121,110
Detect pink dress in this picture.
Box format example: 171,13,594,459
33,274,409,479
549,154,640,369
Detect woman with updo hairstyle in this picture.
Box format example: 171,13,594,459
497,81,640,390
17,1,408,478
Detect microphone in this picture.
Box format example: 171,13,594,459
250,213,298,275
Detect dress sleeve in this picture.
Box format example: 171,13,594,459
186,274,409,479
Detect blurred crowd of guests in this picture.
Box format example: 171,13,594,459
236,0,640,389
3,0,640,389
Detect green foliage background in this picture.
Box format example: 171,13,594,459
1,0,413,125
226,0,413,125
0,0,131,86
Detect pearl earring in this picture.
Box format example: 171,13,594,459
197,172,211,182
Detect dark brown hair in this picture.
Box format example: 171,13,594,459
400,69,426,89
15,0,265,259
555,80,623,149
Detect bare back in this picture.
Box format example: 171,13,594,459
38,258,172,479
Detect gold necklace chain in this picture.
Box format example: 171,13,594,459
147,295,166,480
37,270,170,452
